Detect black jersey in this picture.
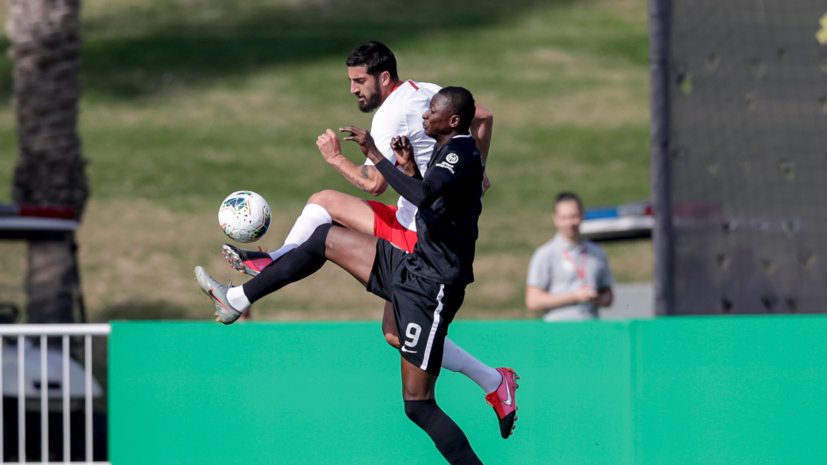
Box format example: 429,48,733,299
375,135,484,284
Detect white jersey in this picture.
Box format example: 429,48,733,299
365,80,441,231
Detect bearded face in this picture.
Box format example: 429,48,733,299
348,66,385,113
357,78,382,113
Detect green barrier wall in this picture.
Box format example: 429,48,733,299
109,317,827,464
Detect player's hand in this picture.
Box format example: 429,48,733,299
573,285,598,304
391,136,419,177
482,171,491,194
340,126,377,157
391,136,414,163
316,129,342,162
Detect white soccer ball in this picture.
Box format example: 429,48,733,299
218,191,271,243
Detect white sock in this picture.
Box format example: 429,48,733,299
270,204,333,261
226,286,251,312
441,338,503,394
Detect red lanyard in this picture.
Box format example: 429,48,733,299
563,248,588,281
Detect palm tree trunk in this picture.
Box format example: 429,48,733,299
7,0,88,324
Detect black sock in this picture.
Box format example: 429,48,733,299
404,400,482,465
242,224,332,303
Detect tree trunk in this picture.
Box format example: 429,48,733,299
6,0,88,324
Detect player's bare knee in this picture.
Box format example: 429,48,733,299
306,191,322,206
307,190,335,208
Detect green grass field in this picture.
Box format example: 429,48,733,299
0,0,652,321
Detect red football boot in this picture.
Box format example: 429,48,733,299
222,243,273,277
484,367,520,439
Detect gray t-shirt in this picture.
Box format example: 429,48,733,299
526,233,614,321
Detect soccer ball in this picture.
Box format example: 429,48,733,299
218,191,271,243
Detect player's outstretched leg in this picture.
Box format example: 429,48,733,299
402,358,482,465
224,191,373,276
197,224,381,323
196,224,333,323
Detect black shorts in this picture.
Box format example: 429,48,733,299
366,239,465,376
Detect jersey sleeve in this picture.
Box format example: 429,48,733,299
374,145,472,208
375,158,443,208
526,247,552,290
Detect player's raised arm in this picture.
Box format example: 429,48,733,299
334,127,421,180
347,138,471,213
315,128,389,196
344,89,480,208
471,104,493,163
342,126,444,208
471,103,493,193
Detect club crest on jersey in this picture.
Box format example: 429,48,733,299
446,153,459,164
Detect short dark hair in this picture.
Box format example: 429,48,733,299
346,41,399,80
437,86,476,134
554,192,583,212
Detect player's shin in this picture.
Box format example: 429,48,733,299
404,400,483,465
242,224,333,302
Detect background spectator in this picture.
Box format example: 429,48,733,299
526,192,614,321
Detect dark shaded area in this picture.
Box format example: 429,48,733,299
87,302,198,426
94,301,198,321
0,0,567,103
667,0,827,314
2,403,106,462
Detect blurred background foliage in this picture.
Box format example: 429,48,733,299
0,0,651,321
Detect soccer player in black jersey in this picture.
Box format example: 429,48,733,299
195,87,490,464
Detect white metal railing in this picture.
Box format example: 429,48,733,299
0,324,110,464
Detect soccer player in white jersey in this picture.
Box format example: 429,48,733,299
221,41,519,438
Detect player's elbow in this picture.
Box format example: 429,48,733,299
473,104,493,125
367,180,388,197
